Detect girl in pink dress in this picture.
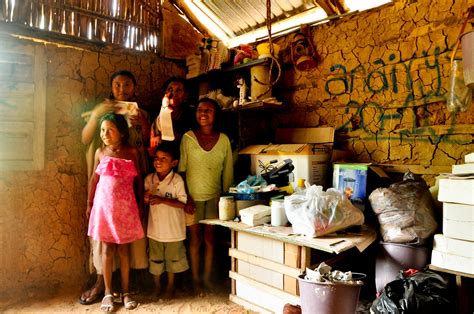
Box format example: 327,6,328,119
87,113,144,312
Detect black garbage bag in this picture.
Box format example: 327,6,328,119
371,270,452,313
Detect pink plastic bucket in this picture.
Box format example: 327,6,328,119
461,30,474,88
298,275,363,314
375,242,431,293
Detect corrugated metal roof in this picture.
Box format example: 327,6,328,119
171,0,392,46
193,0,323,37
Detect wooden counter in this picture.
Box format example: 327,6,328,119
201,219,377,313
429,264,474,314
202,219,376,253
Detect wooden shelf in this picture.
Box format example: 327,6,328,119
429,264,474,279
187,57,271,81
221,57,271,72
222,100,286,112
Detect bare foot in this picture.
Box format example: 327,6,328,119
153,287,161,299
191,280,204,296
203,280,217,293
163,288,175,300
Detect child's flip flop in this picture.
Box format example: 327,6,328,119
122,292,137,310
78,289,102,305
100,294,115,312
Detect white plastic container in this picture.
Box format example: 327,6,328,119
271,199,288,226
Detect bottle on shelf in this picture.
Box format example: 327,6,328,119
294,178,306,193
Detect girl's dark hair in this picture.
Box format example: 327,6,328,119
100,113,129,143
110,70,137,86
197,97,222,131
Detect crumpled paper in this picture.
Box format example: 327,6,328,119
304,262,362,284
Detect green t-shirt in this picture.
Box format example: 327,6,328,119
178,131,233,201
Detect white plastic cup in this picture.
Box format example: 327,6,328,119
271,199,288,226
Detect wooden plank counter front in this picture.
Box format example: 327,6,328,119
200,219,377,313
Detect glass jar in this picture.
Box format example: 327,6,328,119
219,196,236,221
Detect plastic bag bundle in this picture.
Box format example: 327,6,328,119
284,185,364,237
369,173,438,244
371,270,452,313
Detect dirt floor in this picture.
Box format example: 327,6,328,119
0,267,253,314
0,288,252,313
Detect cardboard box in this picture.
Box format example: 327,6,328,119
239,127,334,187
239,143,332,186
332,163,370,203
275,127,334,144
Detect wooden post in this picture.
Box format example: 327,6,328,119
230,229,237,295
283,243,300,295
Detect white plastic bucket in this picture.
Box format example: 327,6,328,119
461,30,474,88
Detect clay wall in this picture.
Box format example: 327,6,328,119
0,35,184,299
1,0,473,301
273,0,474,184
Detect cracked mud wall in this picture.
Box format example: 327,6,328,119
0,35,184,299
274,0,474,183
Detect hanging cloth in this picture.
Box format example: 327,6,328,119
159,93,175,141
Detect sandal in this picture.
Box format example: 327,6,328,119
79,289,102,305
122,292,137,310
79,280,104,305
100,294,115,312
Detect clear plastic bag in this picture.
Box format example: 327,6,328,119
446,59,472,112
369,173,438,244
284,185,364,237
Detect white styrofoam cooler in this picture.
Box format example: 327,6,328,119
443,202,474,241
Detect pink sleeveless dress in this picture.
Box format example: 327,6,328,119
88,156,144,244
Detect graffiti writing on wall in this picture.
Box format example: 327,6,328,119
325,47,442,99
323,47,458,142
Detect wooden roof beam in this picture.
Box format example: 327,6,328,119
332,0,349,14
313,0,349,16
313,0,338,16
169,0,210,37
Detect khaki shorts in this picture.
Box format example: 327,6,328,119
90,237,148,274
148,239,189,275
185,198,219,226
